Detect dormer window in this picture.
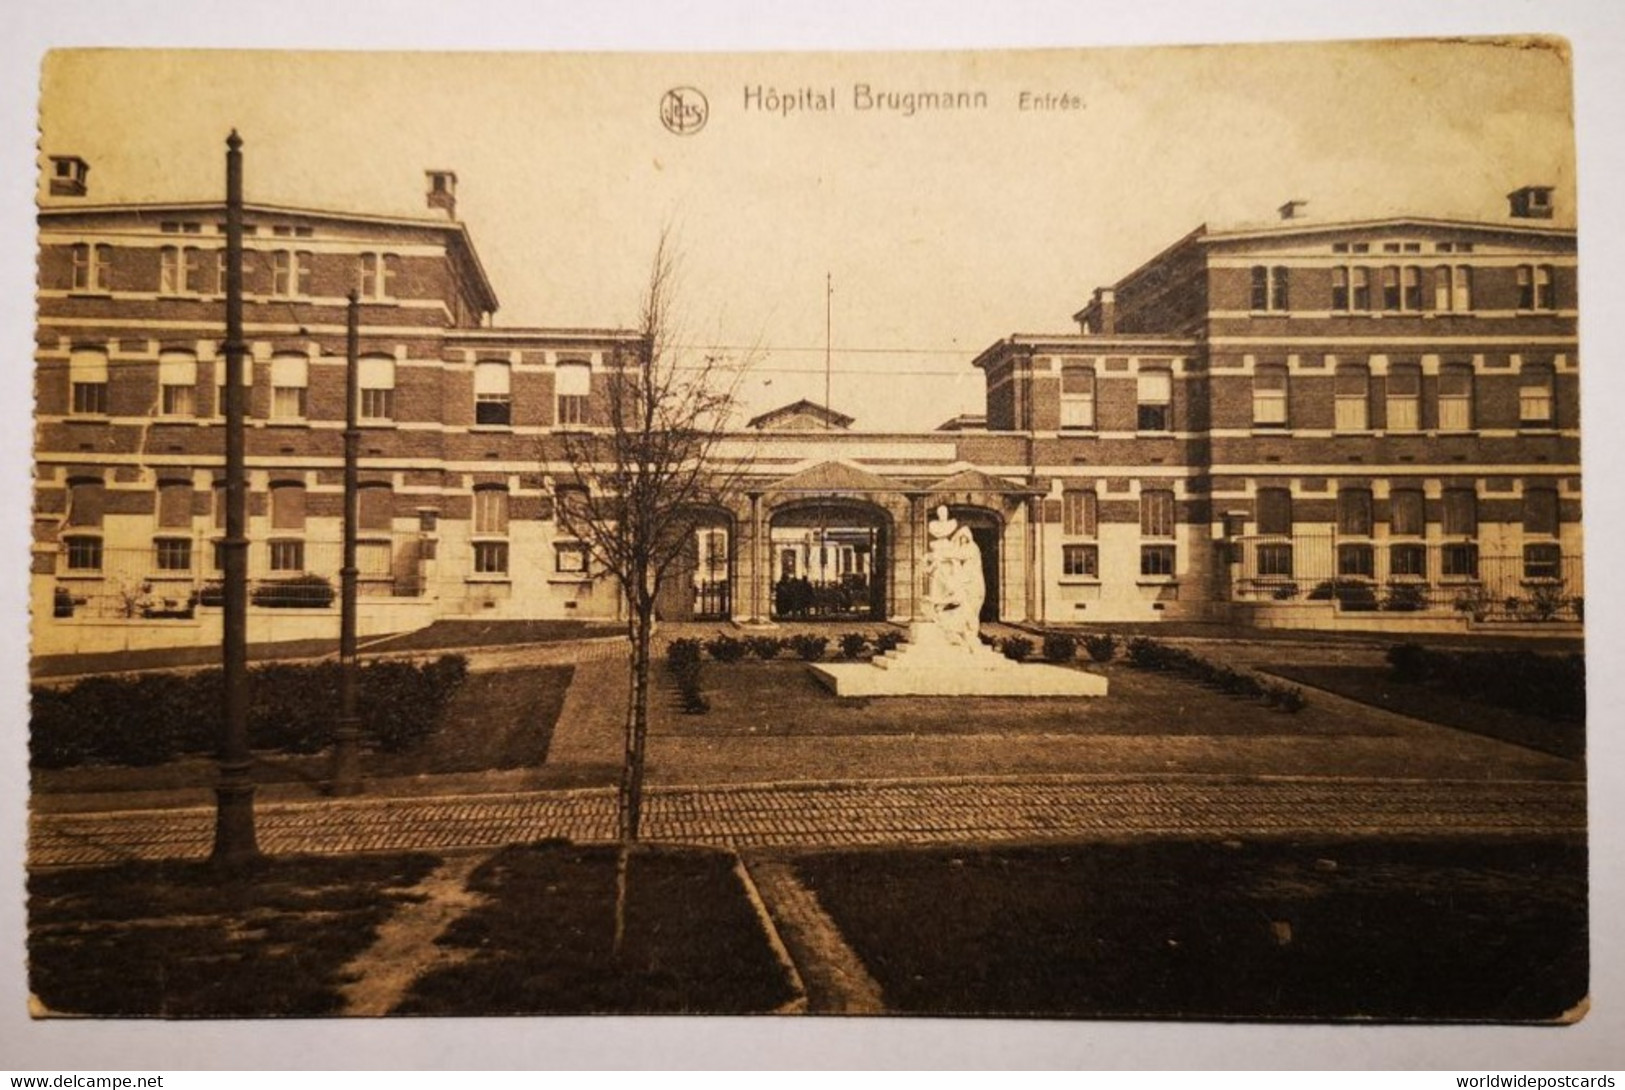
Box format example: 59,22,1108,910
49,155,89,197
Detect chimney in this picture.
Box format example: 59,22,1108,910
1278,199,1308,221
1508,185,1554,219
426,170,457,217
1091,287,1117,335
48,155,89,198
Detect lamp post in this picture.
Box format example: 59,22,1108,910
328,291,363,795
211,129,259,868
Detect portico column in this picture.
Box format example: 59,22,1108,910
747,491,763,623
905,492,925,621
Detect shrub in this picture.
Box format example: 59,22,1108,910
1267,684,1307,713
1307,579,1378,611
667,637,703,672
838,632,869,660
788,634,828,662
1386,642,1430,684
1452,585,1492,622
671,657,708,714
251,573,336,609
744,635,784,660
1381,582,1429,612
1082,633,1117,663
703,634,747,664
999,636,1033,662
874,630,903,654
1125,637,1160,669
29,654,468,768
1041,633,1077,664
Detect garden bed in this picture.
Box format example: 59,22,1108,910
394,842,799,1014
795,835,1587,1021
28,853,439,1017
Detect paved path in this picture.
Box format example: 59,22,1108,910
30,773,1585,867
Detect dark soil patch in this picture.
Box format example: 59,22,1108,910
1259,664,1584,761
364,620,620,653
655,660,1395,739
28,853,439,1017
394,842,796,1014
796,836,1587,1021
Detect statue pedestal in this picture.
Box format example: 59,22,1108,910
809,632,1109,698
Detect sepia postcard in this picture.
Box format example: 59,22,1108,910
16,33,1599,1054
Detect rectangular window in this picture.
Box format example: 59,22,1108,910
1402,266,1423,310
1438,365,1474,431
1059,363,1095,428
358,485,393,532
1441,542,1479,579
1256,487,1292,536
1061,543,1098,578
555,361,591,428
1523,487,1559,536
1337,489,1373,537
1519,365,1554,426
475,361,512,426
1535,265,1554,310
475,541,511,575
1136,370,1171,432
1381,266,1401,311
71,243,111,292
67,479,105,528
270,250,311,297
1452,265,1473,311
64,535,103,571
160,246,181,294
1337,543,1375,578
1517,265,1535,310
158,350,198,418
1140,544,1176,577
153,538,192,572
1433,266,1453,311
554,542,588,574
358,541,393,578
1140,489,1175,538
1385,364,1420,432
1252,365,1287,427
358,253,380,299
1256,542,1293,577
473,488,509,535
1334,365,1369,431
1389,489,1424,536
1062,490,1097,537
1389,543,1427,578
359,356,396,422
270,355,309,421
1249,266,1287,311
1523,542,1562,580
1331,267,1349,311
1442,488,1477,536
269,539,305,572
69,348,109,416
1351,266,1371,310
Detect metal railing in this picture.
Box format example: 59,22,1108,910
1229,533,1583,621
48,536,427,620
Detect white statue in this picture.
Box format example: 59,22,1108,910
918,505,985,652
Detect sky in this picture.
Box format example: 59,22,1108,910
36,40,1575,432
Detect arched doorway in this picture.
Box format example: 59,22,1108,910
768,499,889,621
945,505,1002,623
653,508,734,621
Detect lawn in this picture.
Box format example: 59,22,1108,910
394,842,799,1014
32,665,573,796
28,853,439,1017
796,835,1588,1021
1258,664,1584,760
365,619,621,652
654,659,1398,739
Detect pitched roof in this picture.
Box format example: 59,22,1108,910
746,399,854,431
767,460,903,494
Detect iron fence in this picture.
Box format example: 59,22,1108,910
1230,533,1583,622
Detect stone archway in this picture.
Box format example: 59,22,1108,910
653,506,735,622
767,499,891,621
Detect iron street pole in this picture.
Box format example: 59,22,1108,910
329,291,364,795
211,129,260,868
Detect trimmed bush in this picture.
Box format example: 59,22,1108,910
667,638,703,672
788,634,829,662
1120,637,1305,712
999,636,1033,662
1041,633,1077,664
30,655,469,769
838,632,869,660
1082,633,1116,663
251,574,336,609
874,630,903,654
744,635,784,661
703,634,747,664
1381,582,1429,612
1307,579,1378,612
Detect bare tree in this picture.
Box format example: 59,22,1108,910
550,234,752,952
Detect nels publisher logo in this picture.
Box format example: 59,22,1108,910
660,87,709,135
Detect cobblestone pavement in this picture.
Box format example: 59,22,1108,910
30,773,1584,867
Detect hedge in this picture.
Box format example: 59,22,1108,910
1384,643,1585,723
30,655,469,769
1125,637,1306,713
